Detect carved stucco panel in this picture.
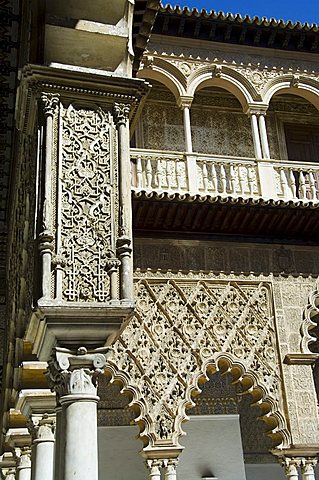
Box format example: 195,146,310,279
60,105,118,302
107,278,288,449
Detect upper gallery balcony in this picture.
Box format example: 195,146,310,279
130,79,319,239
131,148,319,204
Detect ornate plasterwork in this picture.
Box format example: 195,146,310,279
60,105,118,302
106,278,289,450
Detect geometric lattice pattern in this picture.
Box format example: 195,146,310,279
107,279,289,450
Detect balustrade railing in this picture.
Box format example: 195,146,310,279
130,149,319,203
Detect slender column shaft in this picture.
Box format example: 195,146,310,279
32,415,55,480
250,113,262,160
39,94,59,301
16,450,31,480
114,104,133,301
61,394,99,480
258,114,270,159
183,106,193,153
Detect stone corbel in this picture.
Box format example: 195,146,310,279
212,64,222,78
290,75,301,88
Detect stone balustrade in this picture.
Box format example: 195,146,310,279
131,149,319,203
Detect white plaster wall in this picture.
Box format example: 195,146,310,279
98,426,145,480
245,464,285,480
179,415,246,480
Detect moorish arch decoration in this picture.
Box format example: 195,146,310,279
262,74,319,108
138,53,319,113
105,276,291,454
301,288,319,354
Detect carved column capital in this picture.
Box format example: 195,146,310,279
301,457,318,479
47,347,108,399
41,93,60,117
4,469,16,480
113,103,130,126
281,457,301,479
16,447,31,470
29,413,55,443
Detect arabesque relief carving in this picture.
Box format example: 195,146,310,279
60,105,118,302
106,278,289,450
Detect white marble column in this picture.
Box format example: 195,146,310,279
4,469,16,480
250,113,262,160
31,414,55,480
282,457,301,480
146,460,161,480
16,449,31,480
258,113,270,159
113,103,133,301
178,96,193,153
183,106,193,153
48,347,108,480
301,458,317,480
164,459,178,480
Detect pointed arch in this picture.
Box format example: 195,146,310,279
263,75,319,110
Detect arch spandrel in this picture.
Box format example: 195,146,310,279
104,278,290,453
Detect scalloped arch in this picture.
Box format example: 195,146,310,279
187,65,260,110
301,288,319,353
103,278,291,453
263,75,319,109
175,352,290,449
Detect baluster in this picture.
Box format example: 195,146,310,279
247,166,254,195
229,163,236,195
176,160,183,191
220,164,227,194
238,165,245,196
136,156,143,189
146,158,152,188
211,163,218,194
280,168,289,198
166,160,172,190
309,171,317,200
288,168,297,199
299,170,306,199
156,159,163,190
202,161,209,192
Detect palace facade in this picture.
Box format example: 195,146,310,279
0,1,319,480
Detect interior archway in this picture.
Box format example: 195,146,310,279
179,370,284,480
